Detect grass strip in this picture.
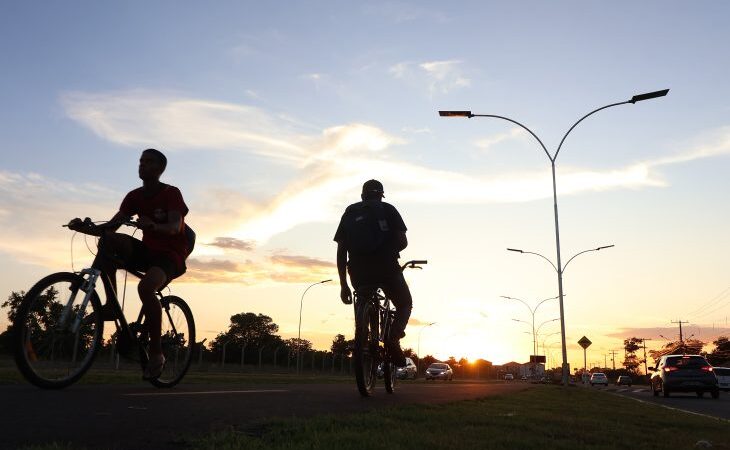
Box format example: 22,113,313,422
189,386,729,450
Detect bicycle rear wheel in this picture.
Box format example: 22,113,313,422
354,300,378,396
148,295,195,388
13,272,104,389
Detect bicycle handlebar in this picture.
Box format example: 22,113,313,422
63,217,139,232
401,260,428,270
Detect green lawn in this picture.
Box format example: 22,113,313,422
187,386,728,450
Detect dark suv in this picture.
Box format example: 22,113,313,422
649,354,719,399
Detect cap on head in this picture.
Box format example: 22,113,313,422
143,148,167,172
362,179,384,199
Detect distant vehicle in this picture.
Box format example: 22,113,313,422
504,373,514,381
590,372,608,387
714,367,730,392
616,375,632,386
425,363,453,381
649,355,719,399
520,375,528,381
396,357,417,380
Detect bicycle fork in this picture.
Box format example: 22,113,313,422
58,268,101,334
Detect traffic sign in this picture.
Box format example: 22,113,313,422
578,336,592,349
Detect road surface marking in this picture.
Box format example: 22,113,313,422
123,389,288,397
608,391,728,422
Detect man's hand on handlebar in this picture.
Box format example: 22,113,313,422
136,216,155,231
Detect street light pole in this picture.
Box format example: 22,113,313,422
417,322,437,375
297,279,331,374
441,89,668,385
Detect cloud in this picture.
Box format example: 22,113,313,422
61,90,310,164
474,128,524,151
390,60,471,95
59,90,730,249
270,254,335,269
184,253,335,285
0,171,117,267
206,237,255,252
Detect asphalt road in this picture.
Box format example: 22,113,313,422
1,381,527,450
582,384,730,420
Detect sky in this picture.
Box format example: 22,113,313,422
2,1,730,369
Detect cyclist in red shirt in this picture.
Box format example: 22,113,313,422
68,148,189,379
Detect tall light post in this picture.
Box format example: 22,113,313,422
501,295,559,357
417,322,437,375
441,89,668,384
297,279,331,374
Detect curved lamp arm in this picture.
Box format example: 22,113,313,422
562,245,614,274
469,114,551,161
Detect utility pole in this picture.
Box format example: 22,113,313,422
636,338,652,375
671,320,690,342
603,354,607,369
608,350,619,371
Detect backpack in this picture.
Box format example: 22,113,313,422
184,223,196,257
345,201,389,254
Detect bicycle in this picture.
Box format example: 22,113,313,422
352,259,427,397
13,218,196,389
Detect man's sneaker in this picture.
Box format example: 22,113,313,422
387,339,407,367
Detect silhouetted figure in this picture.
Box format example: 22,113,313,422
68,148,189,380
334,179,412,366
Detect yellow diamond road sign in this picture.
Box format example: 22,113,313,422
578,336,592,349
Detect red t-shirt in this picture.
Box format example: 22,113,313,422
119,184,189,271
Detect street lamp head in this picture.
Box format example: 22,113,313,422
506,248,524,253
320,279,332,284
596,245,615,251
439,110,473,118
629,89,669,104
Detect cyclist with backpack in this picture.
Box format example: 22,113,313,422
68,148,190,380
334,179,411,366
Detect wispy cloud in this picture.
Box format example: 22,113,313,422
206,237,255,252
58,90,730,251
183,252,335,285
390,60,470,95
61,90,310,164
474,128,524,152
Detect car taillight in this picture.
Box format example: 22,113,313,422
664,367,678,373
701,366,714,372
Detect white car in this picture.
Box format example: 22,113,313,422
425,363,453,381
396,357,417,380
590,372,609,386
715,367,730,392
504,373,514,381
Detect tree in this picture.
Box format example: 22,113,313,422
622,337,643,373
1,291,25,324
209,312,283,363
330,334,353,355
706,336,730,366
284,337,312,353
403,347,416,359
649,338,705,362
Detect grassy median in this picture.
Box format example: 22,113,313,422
189,386,729,450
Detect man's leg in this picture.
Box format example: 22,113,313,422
383,271,413,340
382,271,412,366
92,232,135,303
138,267,167,357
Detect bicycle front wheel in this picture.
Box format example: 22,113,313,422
354,300,378,397
13,272,104,389
148,295,195,388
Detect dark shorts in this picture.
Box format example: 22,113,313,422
124,237,180,283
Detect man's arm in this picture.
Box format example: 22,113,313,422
336,242,352,304
395,231,408,252
138,210,183,235
68,210,129,236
